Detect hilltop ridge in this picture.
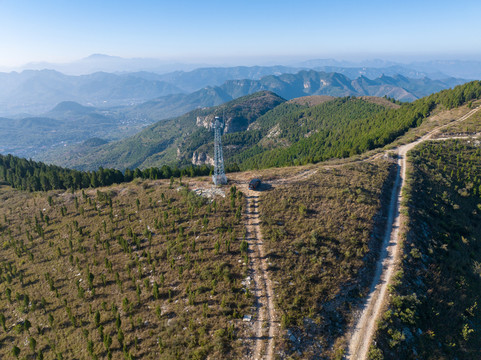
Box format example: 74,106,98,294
36,81,481,172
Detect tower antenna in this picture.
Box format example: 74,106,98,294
212,115,227,185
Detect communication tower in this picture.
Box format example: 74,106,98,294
212,116,227,185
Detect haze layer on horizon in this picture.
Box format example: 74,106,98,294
1,0,480,69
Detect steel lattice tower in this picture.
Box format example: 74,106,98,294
212,116,227,185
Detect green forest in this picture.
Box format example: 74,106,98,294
228,81,481,170
229,97,394,168
0,154,212,192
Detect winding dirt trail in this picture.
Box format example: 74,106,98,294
234,105,480,360
346,105,481,360
244,189,277,360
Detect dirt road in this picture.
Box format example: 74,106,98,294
244,189,277,360
232,105,480,360
345,105,481,359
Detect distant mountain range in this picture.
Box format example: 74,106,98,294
297,58,481,80
2,56,478,116
6,54,209,76
5,54,481,79
126,70,464,121
0,68,468,160
0,67,465,119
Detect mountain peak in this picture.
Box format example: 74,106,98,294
82,54,122,61
49,101,94,113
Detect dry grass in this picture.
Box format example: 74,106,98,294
435,109,481,137
386,99,481,147
0,178,252,359
287,95,336,107
258,159,396,359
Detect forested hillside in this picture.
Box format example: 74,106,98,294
229,97,398,168
232,81,481,169
38,92,285,171
371,140,481,359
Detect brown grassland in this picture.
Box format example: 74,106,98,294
436,108,481,137
0,178,251,359
0,158,397,360
387,100,481,147
258,159,396,359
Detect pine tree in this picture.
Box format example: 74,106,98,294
0,314,6,332
11,345,20,359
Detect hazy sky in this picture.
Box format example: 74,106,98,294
1,0,480,67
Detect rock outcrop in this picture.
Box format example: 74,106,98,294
192,151,214,166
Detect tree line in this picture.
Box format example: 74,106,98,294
0,154,213,192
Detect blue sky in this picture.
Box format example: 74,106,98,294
1,0,480,67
